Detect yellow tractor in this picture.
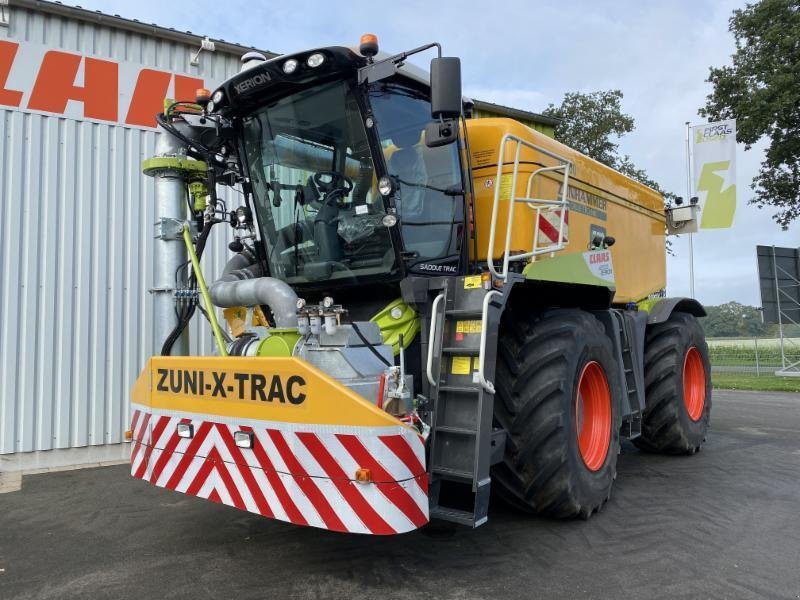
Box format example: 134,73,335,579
130,36,710,533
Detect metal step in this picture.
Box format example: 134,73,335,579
445,308,483,317
429,506,487,528
435,425,477,436
621,411,642,439
430,466,474,482
438,384,480,394
442,347,480,355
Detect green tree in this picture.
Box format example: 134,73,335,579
543,90,675,198
701,302,768,337
543,90,634,168
701,0,800,228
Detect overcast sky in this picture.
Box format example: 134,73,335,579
77,0,800,307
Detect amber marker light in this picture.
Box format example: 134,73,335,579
195,88,212,105
355,468,372,484
359,33,379,58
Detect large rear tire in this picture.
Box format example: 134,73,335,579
634,311,711,454
492,309,622,519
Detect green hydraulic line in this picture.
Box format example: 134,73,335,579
182,224,229,357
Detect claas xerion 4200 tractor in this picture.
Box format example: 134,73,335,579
129,35,710,534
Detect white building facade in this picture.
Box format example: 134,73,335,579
0,0,270,463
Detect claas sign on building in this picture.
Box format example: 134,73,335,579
0,39,213,128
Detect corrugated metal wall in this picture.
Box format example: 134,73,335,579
0,5,245,454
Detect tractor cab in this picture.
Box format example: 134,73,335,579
206,42,469,291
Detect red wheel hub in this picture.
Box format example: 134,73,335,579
683,346,706,421
575,361,612,471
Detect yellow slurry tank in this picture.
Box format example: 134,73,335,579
466,118,666,303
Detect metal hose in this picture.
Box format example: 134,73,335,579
208,254,299,328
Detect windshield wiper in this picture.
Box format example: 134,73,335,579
396,178,463,196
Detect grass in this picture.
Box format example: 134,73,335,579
706,338,800,368
712,371,800,393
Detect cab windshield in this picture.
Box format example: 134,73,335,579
242,80,397,286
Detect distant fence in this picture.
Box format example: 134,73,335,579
707,337,800,375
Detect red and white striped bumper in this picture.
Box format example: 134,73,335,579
129,357,429,535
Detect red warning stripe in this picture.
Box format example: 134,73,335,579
214,424,275,519
130,412,428,535
296,432,395,535
336,434,428,528
130,411,150,466
134,413,170,479
266,429,345,531
148,418,191,484
164,421,214,490
379,435,425,481
537,209,569,244
242,425,308,527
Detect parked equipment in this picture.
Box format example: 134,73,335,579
129,36,711,534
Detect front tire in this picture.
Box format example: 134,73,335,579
493,309,622,519
634,312,711,454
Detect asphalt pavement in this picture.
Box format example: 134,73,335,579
1,389,799,600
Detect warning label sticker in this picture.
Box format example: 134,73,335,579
456,320,482,334
464,275,482,289
499,174,514,200
450,356,472,375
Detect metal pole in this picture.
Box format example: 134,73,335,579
685,121,696,299
754,337,760,377
146,125,192,356
772,246,786,369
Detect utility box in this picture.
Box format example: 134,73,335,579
665,204,700,234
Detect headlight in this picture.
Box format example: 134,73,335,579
382,214,397,228
233,431,254,449
283,58,298,74
306,53,325,68
211,89,224,103
206,100,215,113
378,176,394,196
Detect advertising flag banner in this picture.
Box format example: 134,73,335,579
691,119,737,229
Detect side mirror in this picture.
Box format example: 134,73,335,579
430,57,462,119
425,120,458,147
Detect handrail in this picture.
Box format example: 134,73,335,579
478,290,501,393
426,292,446,387
486,133,572,281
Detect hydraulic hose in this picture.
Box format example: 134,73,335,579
160,221,213,356
351,321,392,368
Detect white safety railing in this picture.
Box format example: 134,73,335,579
478,290,502,393
486,133,573,281
426,292,446,387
